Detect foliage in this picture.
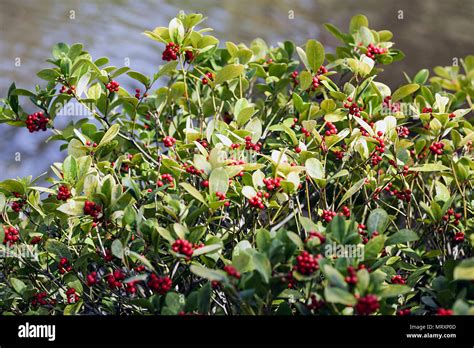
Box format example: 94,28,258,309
0,13,473,316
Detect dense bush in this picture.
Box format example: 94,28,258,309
0,13,472,315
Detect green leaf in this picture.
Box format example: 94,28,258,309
305,39,325,72
339,178,365,206
0,179,25,194
391,84,419,102
192,244,222,256
349,14,369,33
252,252,271,283
154,61,178,79
111,239,124,259
37,69,60,81
190,264,226,281
324,287,356,305
10,278,27,295
122,205,137,226
44,240,72,259
213,64,244,85
298,71,312,90
386,229,419,245
364,235,385,260
367,208,389,234
236,106,256,126
209,167,229,197
413,69,429,85
305,158,325,180
379,284,411,298
323,265,347,289
180,182,207,205
410,163,450,172
453,258,474,280
99,124,120,146
57,199,84,216
62,155,77,182
64,300,83,315
127,71,150,86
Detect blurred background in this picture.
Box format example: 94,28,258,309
0,0,473,181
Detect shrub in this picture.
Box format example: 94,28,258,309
0,13,472,315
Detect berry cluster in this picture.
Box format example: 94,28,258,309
32,292,52,307
382,96,400,113
290,117,299,129
294,251,321,275
163,136,176,147
56,185,71,201
162,42,180,61
244,136,262,151
300,126,311,138
307,294,325,311
3,226,19,245
397,126,410,138
215,192,230,207
201,72,214,85
355,294,380,315
358,223,371,244
305,231,326,244
58,257,72,274
223,265,241,279
11,199,25,213
185,50,194,63
383,184,412,202
147,274,172,294
157,173,174,188
183,163,204,175
391,275,406,284
86,271,99,286
321,209,337,222
263,177,282,191
172,239,194,258
422,107,433,113
335,150,346,161
437,308,453,316
345,266,358,285
60,85,76,94
125,280,138,295
84,200,102,220
344,98,363,117
397,308,411,316
370,133,385,166
26,111,49,133
310,75,320,90
339,205,350,217
442,208,462,226
317,65,328,75
134,88,148,99
103,249,114,262
365,43,388,59
66,288,79,304
107,269,126,289
248,192,266,210
429,141,444,155
324,122,338,136
453,231,465,243
105,80,120,93
290,71,299,85
30,236,42,245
